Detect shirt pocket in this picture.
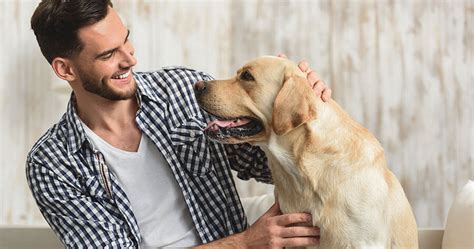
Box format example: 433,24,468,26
169,116,214,176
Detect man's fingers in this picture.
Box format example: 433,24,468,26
307,70,331,100
312,81,326,97
291,59,333,102
275,213,312,226
298,60,310,73
281,236,320,247
322,88,332,102
307,71,322,86
279,226,320,238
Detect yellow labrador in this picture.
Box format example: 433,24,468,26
194,56,418,249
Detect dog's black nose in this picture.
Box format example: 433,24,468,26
194,81,207,94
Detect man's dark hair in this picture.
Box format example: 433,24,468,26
31,0,113,64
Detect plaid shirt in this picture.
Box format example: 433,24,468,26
26,67,271,248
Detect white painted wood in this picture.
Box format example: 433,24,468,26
0,1,71,227
0,0,472,229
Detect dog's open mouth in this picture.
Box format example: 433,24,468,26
204,116,263,141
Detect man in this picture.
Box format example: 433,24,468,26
27,0,332,248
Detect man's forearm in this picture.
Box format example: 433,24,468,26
193,232,246,249
194,202,320,249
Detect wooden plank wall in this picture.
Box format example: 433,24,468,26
0,0,472,229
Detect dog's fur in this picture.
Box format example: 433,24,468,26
195,56,418,248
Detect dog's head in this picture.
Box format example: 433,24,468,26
195,56,317,144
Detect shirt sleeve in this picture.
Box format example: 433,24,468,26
224,143,273,184
25,159,137,248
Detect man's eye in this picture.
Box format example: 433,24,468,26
102,52,114,60
240,70,254,81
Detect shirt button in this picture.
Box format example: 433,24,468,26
190,131,195,137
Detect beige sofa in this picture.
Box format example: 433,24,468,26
0,226,62,249
4,179,472,249
0,226,444,249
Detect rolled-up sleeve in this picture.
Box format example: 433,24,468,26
224,143,272,184
26,158,137,248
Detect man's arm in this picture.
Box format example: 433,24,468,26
194,203,320,249
26,159,137,247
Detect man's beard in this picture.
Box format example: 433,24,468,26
79,69,137,101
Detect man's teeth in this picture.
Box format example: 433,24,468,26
112,71,130,79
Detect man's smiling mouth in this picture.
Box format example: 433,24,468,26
111,70,131,79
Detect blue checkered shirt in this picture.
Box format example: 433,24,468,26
26,67,272,248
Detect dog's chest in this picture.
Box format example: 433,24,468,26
260,138,325,224
259,135,393,248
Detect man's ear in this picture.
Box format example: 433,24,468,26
272,74,316,135
51,57,76,82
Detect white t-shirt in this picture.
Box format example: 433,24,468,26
82,123,200,248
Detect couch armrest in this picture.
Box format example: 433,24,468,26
0,225,62,249
418,228,444,249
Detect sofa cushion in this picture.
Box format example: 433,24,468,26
442,180,474,249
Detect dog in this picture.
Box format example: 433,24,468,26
194,56,418,248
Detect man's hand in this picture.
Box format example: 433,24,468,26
278,53,332,102
240,202,320,248
194,203,320,249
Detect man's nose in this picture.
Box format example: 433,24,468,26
194,81,208,95
119,48,137,68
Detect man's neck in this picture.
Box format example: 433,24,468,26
75,92,138,131
74,91,142,152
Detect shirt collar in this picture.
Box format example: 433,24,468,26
65,94,88,154
134,72,160,103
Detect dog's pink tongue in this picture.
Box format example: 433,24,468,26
205,118,251,131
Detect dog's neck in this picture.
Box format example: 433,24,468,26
257,126,325,219
257,99,385,215
262,99,383,173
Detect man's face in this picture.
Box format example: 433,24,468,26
72,7,137,101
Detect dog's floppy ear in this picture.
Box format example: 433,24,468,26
272,74,316,135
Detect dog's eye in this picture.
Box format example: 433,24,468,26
240,70,255,81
